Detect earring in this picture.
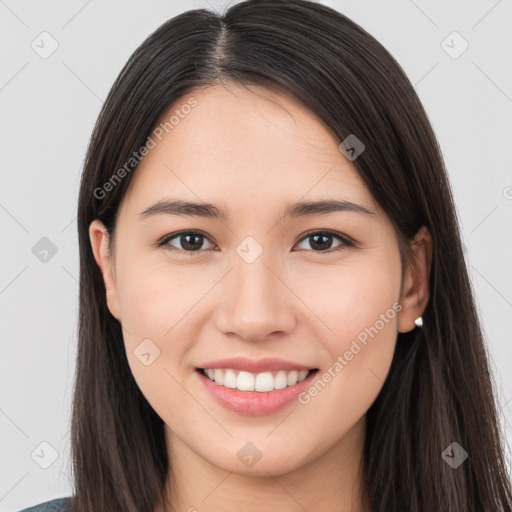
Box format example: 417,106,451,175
414,316,423,327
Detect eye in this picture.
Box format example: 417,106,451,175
156,229,354,255
157,231,215,254
295,230,354,253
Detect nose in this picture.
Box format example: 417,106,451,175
214,256,296,343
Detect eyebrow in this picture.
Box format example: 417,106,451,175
138,198,376,222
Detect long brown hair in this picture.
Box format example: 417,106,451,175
72,1,512,510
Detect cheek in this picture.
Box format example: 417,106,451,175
116,260,210,343
115,267,200,419
113,265,193,385
301,256,400,347
299,257,401,407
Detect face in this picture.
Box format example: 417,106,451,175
90,83,430,478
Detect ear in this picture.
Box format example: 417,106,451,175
397,226,432,333
89,219,121,321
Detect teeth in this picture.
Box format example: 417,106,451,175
202,368,312,392
213,369,224,385
274,371,288,390
237,371,255,391
287,370,298,386
223,369,237,388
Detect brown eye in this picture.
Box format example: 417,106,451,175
157,229,354,255
295,230,353,253
159,231,215,253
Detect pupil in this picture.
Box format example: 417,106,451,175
182,234,202,251
311,234,331,251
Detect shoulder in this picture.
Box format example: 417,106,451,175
18,496,73,512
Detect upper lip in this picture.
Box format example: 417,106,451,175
198,357,317,373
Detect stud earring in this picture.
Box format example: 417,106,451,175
414,316,423,327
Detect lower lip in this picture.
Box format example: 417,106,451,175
196,369,319,416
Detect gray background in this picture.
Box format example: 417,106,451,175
1,0,511,510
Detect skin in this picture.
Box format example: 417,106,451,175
89,82,432,512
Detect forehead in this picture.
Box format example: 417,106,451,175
120,83,376,216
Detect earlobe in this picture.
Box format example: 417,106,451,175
397,226,432,333
88,219,122,321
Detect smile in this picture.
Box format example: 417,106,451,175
195,367,320,416
199,368,314,392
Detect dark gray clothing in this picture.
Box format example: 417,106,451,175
18,497,72,512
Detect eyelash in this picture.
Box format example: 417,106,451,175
155,229,355,255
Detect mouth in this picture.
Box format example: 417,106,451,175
195,367,319,392
195,366,320,416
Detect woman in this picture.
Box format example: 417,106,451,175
20,0,512,510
